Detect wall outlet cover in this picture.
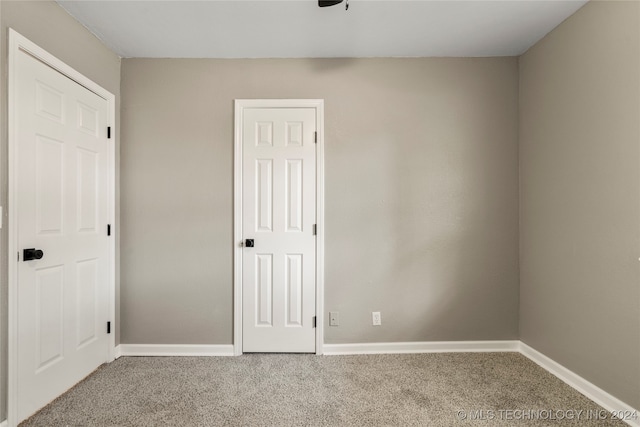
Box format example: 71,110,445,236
372,311,381,326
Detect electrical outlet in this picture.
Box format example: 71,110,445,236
329,311,339,326
372,311,381,326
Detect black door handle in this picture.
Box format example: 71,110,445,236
245,239,254,248
23,248,44,261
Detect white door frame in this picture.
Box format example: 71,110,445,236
233,99,324,356
7,29,116,427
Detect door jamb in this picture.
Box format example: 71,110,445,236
7,29,117,427
233,99,325,356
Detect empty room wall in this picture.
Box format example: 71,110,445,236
0,0,121,421
120,58,519,346
520,0,640,409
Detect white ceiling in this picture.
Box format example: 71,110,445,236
56,0,588,59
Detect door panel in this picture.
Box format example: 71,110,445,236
76,258,99,348
16,50,109,421
77,148,99,233
285,254,303,326
35,135,64,234
35,265,64,371
256,159,273,232
242,108,316,353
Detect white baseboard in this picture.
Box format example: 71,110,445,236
323,339,638,426
1,419,8,427
323,340,520,355
109,340,637,427
114,345,122,359
117,344,234,357
519,342,639,427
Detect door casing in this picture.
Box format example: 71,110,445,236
234,99,325,355
7,29,116,427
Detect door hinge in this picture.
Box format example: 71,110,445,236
107,126,112,139
313,224,317,235
314,131,317,143
312,316,317,328
107,321,111,334
17,251,19,262
107,224,111,236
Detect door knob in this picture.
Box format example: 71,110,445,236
245,239,254,248
23,248,44,261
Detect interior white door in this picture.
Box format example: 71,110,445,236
242,108,317,353
15,50,110,421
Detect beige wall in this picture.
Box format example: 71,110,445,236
0,1,121,421
519,0,640,409
120,57,520,345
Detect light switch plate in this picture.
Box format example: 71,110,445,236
329,311,339,326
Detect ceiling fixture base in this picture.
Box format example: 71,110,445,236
319,0,348,10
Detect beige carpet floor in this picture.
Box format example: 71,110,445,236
20,352,627,426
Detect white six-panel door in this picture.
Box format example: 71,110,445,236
242,108,317,353
15,48,110,421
